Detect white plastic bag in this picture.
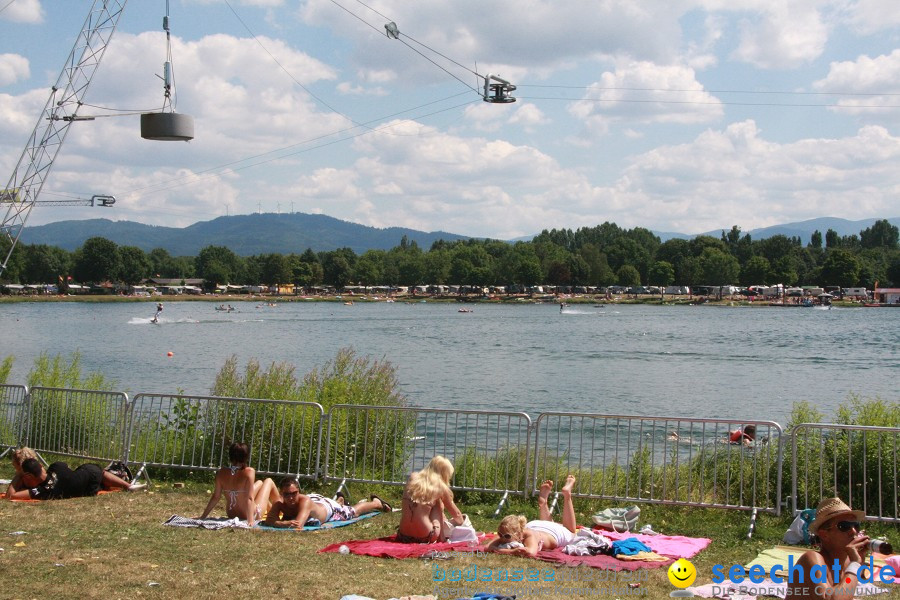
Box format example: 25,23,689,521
447,514,477,543
783,509,816,545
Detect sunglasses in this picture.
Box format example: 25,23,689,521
835,521,861,532
499,533,513,540
282,490,300,497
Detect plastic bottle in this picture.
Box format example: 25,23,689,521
869,539,893,554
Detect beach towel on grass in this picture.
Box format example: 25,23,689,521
256,511,379,531
162,515,251,530
746,546,899,584
1,490,120,503
320,534,673,571
319,534,492,559
599,529,711,559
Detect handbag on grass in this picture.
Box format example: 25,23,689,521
592,506,641,532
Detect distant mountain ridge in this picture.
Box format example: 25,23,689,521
18,213,900,255
19,213,469,256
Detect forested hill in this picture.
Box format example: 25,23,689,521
18,213,900,256
19,213,469,256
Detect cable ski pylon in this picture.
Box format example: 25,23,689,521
0,0,128,278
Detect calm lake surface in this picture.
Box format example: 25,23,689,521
2,301,897,425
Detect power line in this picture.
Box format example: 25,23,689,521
327,0,480,94
516,94,900,109
223,0,358,128
519,83,900,98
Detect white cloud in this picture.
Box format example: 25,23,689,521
569,61,723,135
0,53,29,86
337,81,388,96
0,0,43,23
813,50,900,116
507,103,548,130
612,121,900,232
298,0,688,82
841,0,900,34
730,3,829,69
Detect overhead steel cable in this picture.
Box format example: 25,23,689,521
519,83,900,97
515,94,900,109
223,0,360,129
327,0,482,94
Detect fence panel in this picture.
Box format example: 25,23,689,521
322,404,532,495
24,387,129,463
127,394,324,479
0,384,28,457
791,423,899,523
533,413,783,514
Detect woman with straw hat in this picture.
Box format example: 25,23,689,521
787,497,871,600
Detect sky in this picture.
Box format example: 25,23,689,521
2,0,900,240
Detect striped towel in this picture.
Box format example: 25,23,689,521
162,515,251,530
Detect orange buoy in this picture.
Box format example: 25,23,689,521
167,351,173,357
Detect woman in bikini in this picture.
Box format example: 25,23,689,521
397,455,466,543
198,442,280,526
486,475,580,558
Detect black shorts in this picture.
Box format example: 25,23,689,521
70,463,104,497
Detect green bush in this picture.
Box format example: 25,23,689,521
0,355,12,384
787,395,899,516
26,351,114,390
454,445,531,503
202,348,409,479
22,352,120,458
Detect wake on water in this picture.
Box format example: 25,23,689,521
127,317,263,325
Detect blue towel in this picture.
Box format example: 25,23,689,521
255,511,379,531
611,537,651,556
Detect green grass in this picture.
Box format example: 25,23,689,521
3,460,898,600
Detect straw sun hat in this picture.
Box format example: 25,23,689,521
809,497,866,535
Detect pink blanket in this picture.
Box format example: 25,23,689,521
319,535,490,558
319,528,710,571
599,529,711,558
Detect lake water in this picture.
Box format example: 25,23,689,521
1,300,897,425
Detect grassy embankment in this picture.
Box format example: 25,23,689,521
0,470,836,600
1,353,896,599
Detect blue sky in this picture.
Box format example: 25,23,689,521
2,0,900,239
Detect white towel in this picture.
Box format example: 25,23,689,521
162,514,251,530
563,527,611,555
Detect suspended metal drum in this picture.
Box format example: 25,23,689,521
141,112,194,141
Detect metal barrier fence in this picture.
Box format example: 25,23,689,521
24,387,130,463
0,384,28,458
322,404,532,497
9,382,900,524
791,423,900,524
532,413,783,514
127,393,324,479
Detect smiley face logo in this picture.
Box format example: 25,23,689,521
668,558,697,589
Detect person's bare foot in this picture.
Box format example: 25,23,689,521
538,480,554,505
560,474,576,497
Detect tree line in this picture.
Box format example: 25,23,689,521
2,220,898,290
